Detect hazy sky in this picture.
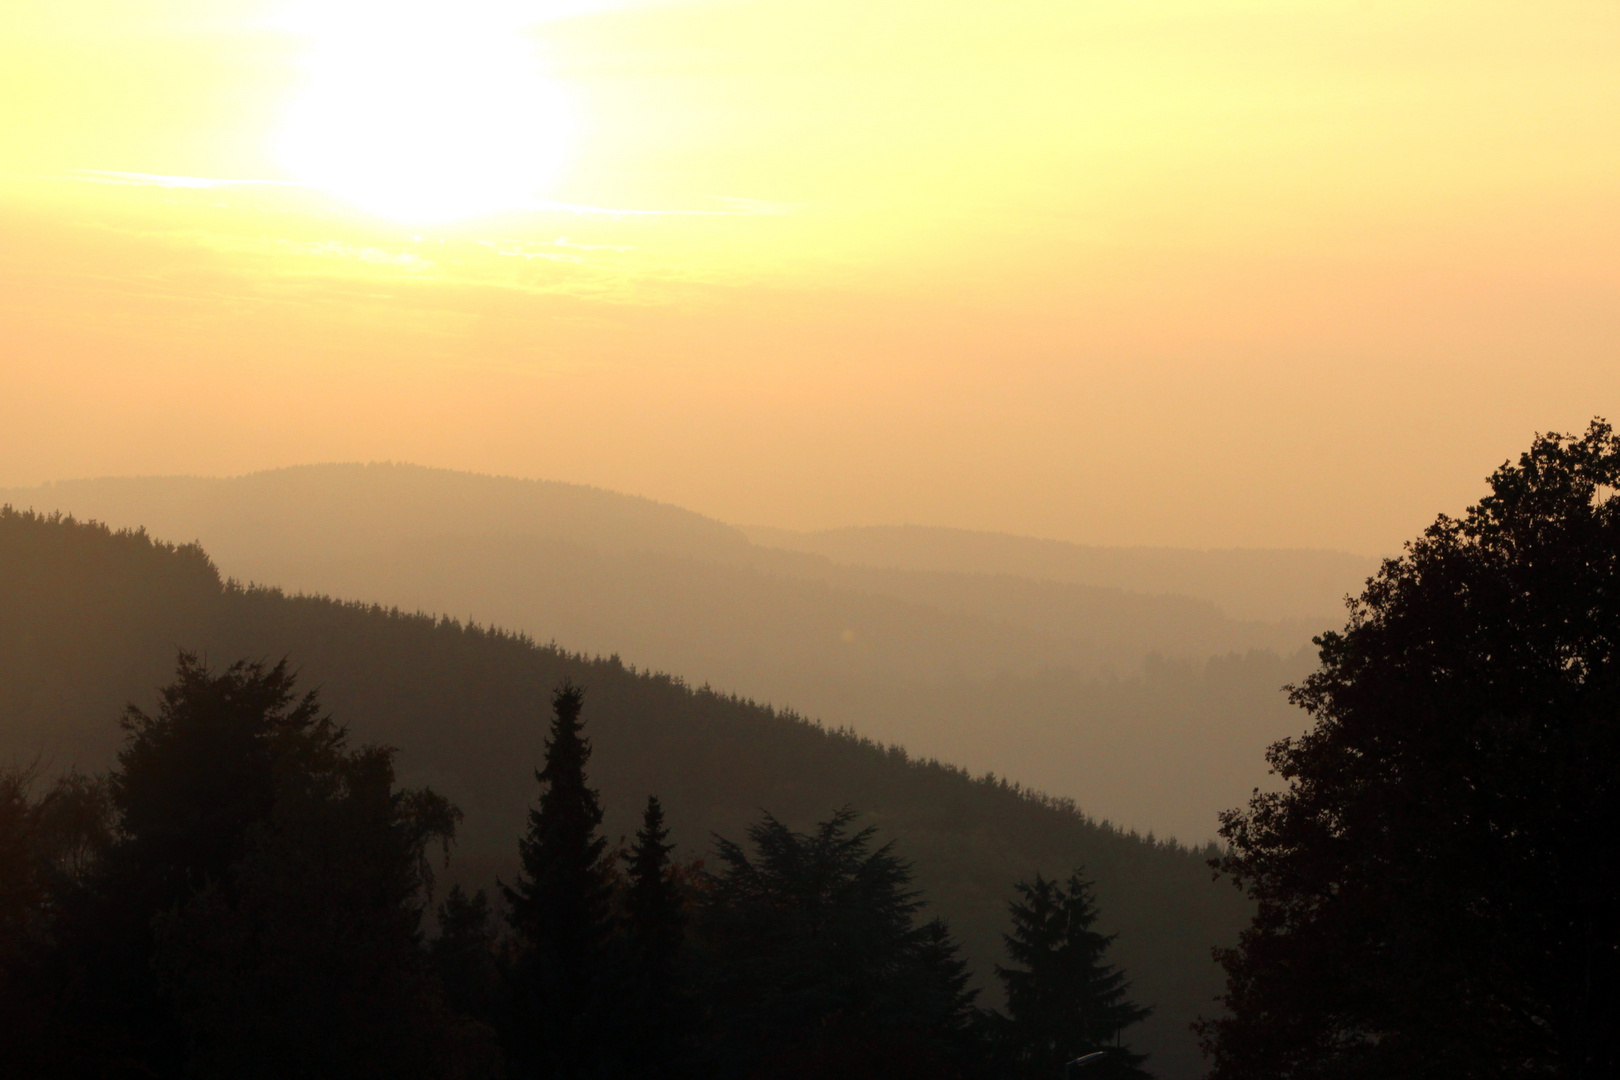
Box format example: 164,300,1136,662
3,0,1617,553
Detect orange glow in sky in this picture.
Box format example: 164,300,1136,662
2,0,1618,552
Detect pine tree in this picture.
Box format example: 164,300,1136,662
623,795,693,1078
501,680,615,1078
994,871,1152,1080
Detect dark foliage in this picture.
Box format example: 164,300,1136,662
0,766,110,1074
433,885,506,1030
0,649,1163,1080
501,682,618,1078
1202,420,1620,1078
0,506,1246,1077
622,795,697,1079
991,871,1151,1079
38,654,483,1078
699,808,982,1079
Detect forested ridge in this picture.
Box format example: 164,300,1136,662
0,465,1348,843
0,507,1245,1078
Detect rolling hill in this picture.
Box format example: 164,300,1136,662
0,507,1246,1078
0,464,1369,841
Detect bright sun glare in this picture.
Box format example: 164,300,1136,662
275,0,574,224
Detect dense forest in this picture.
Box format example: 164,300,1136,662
0,655,1154,1078
0,507,1247,1077
0,466,1358,841
6,423,1615,1077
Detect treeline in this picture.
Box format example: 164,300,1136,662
0,505,1251,1077
0,657,1151,1079
0,463,1331,845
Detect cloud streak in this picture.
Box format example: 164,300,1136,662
62,171,791,220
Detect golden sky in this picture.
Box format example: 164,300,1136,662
3,0,1618,553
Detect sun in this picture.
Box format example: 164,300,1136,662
274,0,574,224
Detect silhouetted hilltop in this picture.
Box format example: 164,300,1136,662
0,465,1327,841
0,508,1244,1079
746,523,1379,623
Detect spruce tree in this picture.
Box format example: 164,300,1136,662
501,681,614,1078
994,871,1151,1080
626,795,682,987
50,653,477,1078
623,795,693,1078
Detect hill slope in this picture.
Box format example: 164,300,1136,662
0,464,1334,840
745,523,1379,624
0,509,1245,1079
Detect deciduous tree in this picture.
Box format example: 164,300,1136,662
1203,420,1620,1078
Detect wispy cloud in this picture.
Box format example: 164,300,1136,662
68,170,306,190
514,197,792,218
60,171,794,220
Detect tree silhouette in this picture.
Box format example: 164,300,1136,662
992,871,1150,1079
0,505,1251,1080
700,807,981,1079
501,680,615,1078
622,794,695,1078
1202,420,1620,1078
433,884,504,1030
33,653,478,1077
53,654,343,1073
151,742,476,1080
0,767,51,1073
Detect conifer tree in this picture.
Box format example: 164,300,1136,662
626,795,682,988
48,653,476,1078
702,808,981,1079
432,885,503,1027
623,794,693,1078
994,871,1151,1080
501,681,615,1078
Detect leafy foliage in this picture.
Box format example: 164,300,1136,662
1203,420,1620,1078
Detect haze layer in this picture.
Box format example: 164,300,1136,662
5,0,1619,553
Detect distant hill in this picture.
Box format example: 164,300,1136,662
0,508,1245,1080
0,464,1345,842
745,523,1380,624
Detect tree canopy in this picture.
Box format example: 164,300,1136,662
14,654,476,1078
1203,420,1620,1078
